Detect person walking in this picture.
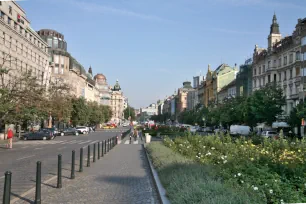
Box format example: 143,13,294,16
6,127,13,149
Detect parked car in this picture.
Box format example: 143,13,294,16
190,126,198,133
60,128,79,136
230,125,251,136
76,126,88,134
41,127,60,136
23,130,55,140
123,123,129,127
261,131,278,138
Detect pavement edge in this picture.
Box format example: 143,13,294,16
142,144,170,204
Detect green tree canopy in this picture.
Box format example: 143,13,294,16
124,106,136,121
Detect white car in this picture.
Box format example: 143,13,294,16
261,131,278,138
76,126,88,134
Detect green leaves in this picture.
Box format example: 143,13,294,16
124,106,136,120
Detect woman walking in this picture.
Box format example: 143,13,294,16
7,127,13,149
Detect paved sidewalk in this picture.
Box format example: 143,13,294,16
14,143,160,204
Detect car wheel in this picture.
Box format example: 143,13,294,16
43,137,47,140
23,137,27,141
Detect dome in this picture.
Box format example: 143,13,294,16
94,74,106,80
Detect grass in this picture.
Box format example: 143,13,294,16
146,142,266,204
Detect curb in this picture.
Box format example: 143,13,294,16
142,144,170,204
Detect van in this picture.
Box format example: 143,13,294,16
230,125,251,136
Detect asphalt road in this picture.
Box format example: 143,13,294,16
0,127,128,201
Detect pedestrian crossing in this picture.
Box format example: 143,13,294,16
14,139,101,146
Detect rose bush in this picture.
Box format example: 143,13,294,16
163,134,306,204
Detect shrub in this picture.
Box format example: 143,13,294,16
146,142,265,204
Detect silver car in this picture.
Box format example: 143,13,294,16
261,131,278,138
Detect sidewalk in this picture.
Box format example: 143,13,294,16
14,140,160,204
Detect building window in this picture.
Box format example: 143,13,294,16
254,68,256,76
263,65,265,73
302,36,306,46
268,61,271,68
289,54,293,63
278,72,281,82
7,17,11,25
284,71,287,80
259,66,261,75
0,11,4,20
296,67,300,76
303,52,306,60
53,38,58,48
268,75,271,83
290,69,292,79
273,60,277,67
296,51,300,60
284,56,287,65
278,58,281,67
9,6,12,15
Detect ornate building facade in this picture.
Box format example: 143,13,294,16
110,80,124,124
252,15,306,116
94,73,111,106
0,1,51,88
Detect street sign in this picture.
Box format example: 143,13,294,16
302,118,305,126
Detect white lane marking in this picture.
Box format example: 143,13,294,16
89,140,99,145
0,176,5,179
21,146,29,149
58,141,70,145
65,140,77,144
124,140,129,144
79,140,92,144
34,147,43,150
133,140,139,144
58,146,66,150
17,155,35,161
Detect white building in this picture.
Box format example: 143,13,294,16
140,103,158,116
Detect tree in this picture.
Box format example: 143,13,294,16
247,84,285,126
288,102,306,128
71,97,90,126
124,106,136,121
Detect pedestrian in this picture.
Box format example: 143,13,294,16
7,127,13,149
133,129,138,141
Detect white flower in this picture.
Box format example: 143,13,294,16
304,183,306,187
280,199,284,204
223,160,227,164
205,152,211,156
253,186,258,191
240,180,244,183
234,174,237,178
203,146,206,148
211,147,215,150
269,189,273,194
224,156,227,158
237,173,241,177
264,183,268,186
274,180,277,182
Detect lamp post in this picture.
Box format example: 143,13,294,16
202,116,206,127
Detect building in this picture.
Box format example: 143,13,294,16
0,1,51,88
157,99,164,115
177,81,194,113
187,89,199,110
217,79,236,103
94,73,111,105
162,96,172,116
123,97,128,110
204,65,215,106
236,59,253,97
197,81,205,106
37,29,99,102
110,80,124,124
252,15,306,116
140,103,158,116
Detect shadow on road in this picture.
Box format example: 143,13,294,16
11,192,34,204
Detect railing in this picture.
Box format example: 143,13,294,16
1,129,130,204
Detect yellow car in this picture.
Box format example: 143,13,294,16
103,126,111,129
109,126,115,129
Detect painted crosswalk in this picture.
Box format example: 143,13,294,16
13,139,100,146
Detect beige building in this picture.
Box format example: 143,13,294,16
110,80,124,124
177,81,194,113
252,15,306,116
94,73,111,106
0,1,51,87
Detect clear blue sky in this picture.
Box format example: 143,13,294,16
20,0,306,108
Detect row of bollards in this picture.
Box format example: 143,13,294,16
2,136,120,204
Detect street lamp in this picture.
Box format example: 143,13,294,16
202,116,206,127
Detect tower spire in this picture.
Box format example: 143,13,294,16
270,13,280,34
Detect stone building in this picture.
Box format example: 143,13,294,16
187,89,198,110
252,15,306,116
0,1,51,88
217,79,236,103
177,81,194,113
94,73,111,105
110,80,124,124
236,59,253,97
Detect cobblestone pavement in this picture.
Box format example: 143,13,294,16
14,143,160,204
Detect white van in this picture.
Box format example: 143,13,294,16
230,125,251,136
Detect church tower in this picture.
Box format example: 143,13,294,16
268,13,282,51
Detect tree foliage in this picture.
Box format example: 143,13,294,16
124,106,136,121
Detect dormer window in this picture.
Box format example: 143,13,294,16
9,6,12,15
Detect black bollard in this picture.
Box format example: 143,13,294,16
93,143,96,163
102,141,104,157
108,139,110,151
57,155,62,188
35,161,41,204
98,142,100,160
104,140,107,154
71,150,75,179
2,171,12,204
130,135,132,144
79,148,83,172
87,145,90,167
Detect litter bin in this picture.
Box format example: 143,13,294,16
145,133,151,143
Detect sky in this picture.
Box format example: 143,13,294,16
19,0,306,108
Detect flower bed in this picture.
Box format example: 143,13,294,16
146,142,264,204
163,134,306,204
